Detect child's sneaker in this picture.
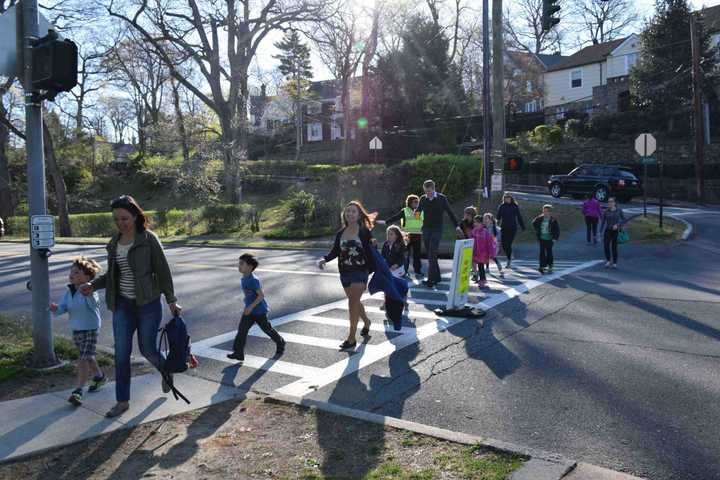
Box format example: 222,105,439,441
274,340,286,358
538,268,545,274
547,266,554,274
604,261,611,268
68,388,83,406
471,271,478,282
88,373,107,392
477,280,487,288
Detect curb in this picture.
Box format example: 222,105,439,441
265,393,576,477
677,216,693,241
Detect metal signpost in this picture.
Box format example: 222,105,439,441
635,133,657,218
369,136,382,164
446,239,474,310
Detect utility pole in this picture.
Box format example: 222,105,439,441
482,0,492,198
690,13,705,203
491,0,505,186
20,0,57,366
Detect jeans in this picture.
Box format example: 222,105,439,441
405,234,423,274
585,216,599,243
422,228,442,283
113,295,164,402
539,239,554,269
501,226,517,262
604,229,619,264
232,314,284,357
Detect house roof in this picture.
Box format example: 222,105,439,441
547,37,628,72
535,53,569,69
308,78,363,100
700,4,720,34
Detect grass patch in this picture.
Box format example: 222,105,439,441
625,214,686,242
0,314,112,383
433,444,527,479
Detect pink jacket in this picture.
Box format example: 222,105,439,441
472,226,495,264
582,198,602,218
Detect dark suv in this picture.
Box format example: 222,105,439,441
547,165,643,202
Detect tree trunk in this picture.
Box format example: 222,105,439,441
42,122,72,237
0,102,13,220
295,75,302,161
491,0,505,172
170,78,190,166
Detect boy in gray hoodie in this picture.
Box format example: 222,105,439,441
50,257,106,405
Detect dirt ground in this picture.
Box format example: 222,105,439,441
0,396,525,480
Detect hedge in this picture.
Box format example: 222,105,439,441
396,154,482,201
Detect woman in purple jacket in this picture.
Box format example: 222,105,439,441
582,193,602,244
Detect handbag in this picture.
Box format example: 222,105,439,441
617,229,630,244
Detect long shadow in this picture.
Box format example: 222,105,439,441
0,406,76,461
368,341,421,418
316,353,385,479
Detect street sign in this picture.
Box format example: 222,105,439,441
369,136,382,150
0,4,54,78
446,239,474,310
641,156,657,165
30,214,54,249
635,133,657,157
491,172,503,192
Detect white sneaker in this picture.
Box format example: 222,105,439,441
604,261,611,268
612,264,618,269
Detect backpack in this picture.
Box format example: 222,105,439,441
158,315,195,404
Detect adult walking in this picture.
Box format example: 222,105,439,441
385,194,424,277
318,201,375,350
417,180,461,288
582,193,602,244
81,195,181,418
496,192,526,268
600,197,625,269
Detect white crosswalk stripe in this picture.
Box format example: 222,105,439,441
191,259,600,393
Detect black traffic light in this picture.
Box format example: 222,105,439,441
542,0,561,32
31,30,78,93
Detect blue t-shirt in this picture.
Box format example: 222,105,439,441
242,273,269,315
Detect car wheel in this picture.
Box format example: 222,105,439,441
594,186,609,202
550,182,563,198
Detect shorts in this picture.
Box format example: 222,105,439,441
340,270,369,288
72,329,98,359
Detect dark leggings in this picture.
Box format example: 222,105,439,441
405,234,423,274
501,226,517,260
604,230,619,264
539,240,554,269
475,263,487,282
232,314,284,356
585,216,599,242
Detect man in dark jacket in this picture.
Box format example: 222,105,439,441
417,180,461,288
531,204,560,274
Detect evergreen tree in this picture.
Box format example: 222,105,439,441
631,0,719,134
274,31,313,159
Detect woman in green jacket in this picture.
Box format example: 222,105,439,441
81,195,181,418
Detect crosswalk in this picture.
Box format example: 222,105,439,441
192,259,601,398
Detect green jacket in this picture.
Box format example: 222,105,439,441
91,230,177,312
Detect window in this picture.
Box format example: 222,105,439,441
307,122,322,142
526,80,533,93
625,53,638,74
555,106,566,120
306,102,321,115
524,100,537,113
331,121,344,140
570,69,582,88
266,120,274,130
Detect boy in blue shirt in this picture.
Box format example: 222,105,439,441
50,257,107,406
227,254,285,363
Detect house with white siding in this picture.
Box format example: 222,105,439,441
543,35,641,122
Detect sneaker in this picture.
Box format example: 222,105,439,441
105,402,130,418
505,261,511,269
379,303,386,311
547,266,554,274
422,280,436,289
471,271,479,282
227,352,244,362
88,374,107,392
68,388,83,406
612,264,618,269
477,281,487,288
538,268,545,274
499,271,505,278
604,261,612,268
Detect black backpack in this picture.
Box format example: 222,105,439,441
158,315,192,404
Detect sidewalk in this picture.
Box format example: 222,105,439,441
0,373,646,480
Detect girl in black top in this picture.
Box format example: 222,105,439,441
382,225,408,275
319,201,376,350
458,206,477,239
496,192,526,268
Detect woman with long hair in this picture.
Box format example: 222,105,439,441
496,192,526,268
81,195,181,418
318,201,376,350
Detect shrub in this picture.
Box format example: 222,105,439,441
307,164,341,176
284,190,318,228
201,204,248,233
397,154,481,201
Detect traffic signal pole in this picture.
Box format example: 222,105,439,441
482,0,492,198
21,0,57,367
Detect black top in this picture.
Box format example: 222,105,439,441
381,241,407,269
458,219,474,239
417,193,459,231
531,215,560,241
324,226,375,273
496,203,526,231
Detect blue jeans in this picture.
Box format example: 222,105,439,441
113,295,165,402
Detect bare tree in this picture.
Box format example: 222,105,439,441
100,95,134,143
504,0,563,54
108,0,331,202
66,47,108,137
570,0,638,46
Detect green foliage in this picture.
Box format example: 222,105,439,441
307,164,341,176
587,112,653,139
528,124,563,148
284,190,319,228
140,154,183,186
201,204,249,233
398,154,481,201
263,225,335,239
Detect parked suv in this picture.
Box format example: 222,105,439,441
547,165,643,202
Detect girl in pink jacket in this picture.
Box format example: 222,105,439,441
582,193,602,244
472,215,495,287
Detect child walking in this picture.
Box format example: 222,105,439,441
50,257,107,406
384,195,424,277
458,206,477,239
483,213,504,277
227,253,285,362
582,193,602,244
471,215,495,288
532,205,560,274
382,225,408,278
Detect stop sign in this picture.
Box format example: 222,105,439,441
635,133,657,156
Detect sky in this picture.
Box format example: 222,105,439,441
253,0,720,86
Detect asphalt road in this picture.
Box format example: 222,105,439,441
2,206,719,480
